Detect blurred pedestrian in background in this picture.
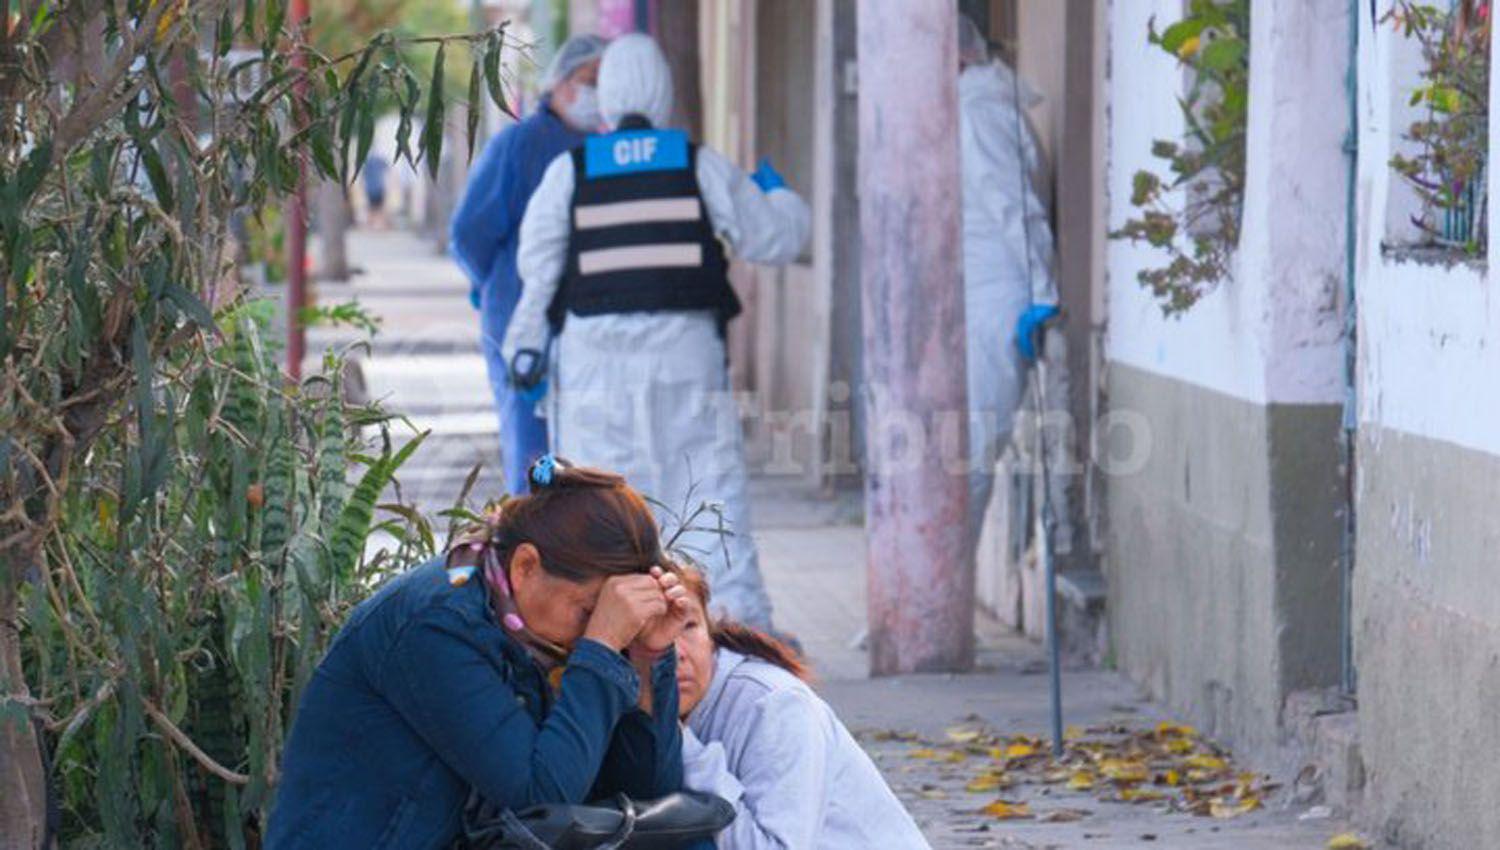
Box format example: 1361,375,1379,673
451,34,609,497
956,15,1060,555
503,34,810,630
362,153,390,229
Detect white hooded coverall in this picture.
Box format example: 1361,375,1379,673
503,35,810,628
959,59,1059,544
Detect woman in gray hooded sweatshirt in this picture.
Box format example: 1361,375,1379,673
674,568,931,849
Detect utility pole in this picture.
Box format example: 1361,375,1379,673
856,0,972,674
286,0,310,380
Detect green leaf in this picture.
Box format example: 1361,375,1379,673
8,224,32,289
163,283,219,334
1156,17,1207,54
124,321,154,520
377,502,436,555
17,138,52,204
421,43,447,180
466,56,483,162
1197,38,1246,73
328,432,428,578
310,122,339,180
355,92,377,180
217,9,235,57
0,268,8,359
172,137,198,229
396,72,420,164
1429,85,1461,114
264,0,287,56
484,34,514,119
90,138,115,196
261,425,297,569
138,142,175,210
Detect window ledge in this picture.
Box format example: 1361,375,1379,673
1379,242,1488,273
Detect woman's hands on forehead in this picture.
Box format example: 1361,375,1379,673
630,566,692,656
581,565,690,653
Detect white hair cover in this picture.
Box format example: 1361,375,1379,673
597,33,675,129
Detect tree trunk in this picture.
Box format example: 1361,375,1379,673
315,178,350,282
856,0,973,675
0,575,46,850
656,0,703,140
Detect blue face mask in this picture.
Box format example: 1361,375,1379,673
562,85,602,132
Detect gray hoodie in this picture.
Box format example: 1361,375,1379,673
682,649,931,849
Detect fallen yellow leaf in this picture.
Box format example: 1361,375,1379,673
1064,725,1085,741
980,800,1033,820
1038,808,1088,823
1210,796,1262,819
946,726,983,744
1099,758,1149,783
1066,770,1097,791
1041,767,1072,784
1157,721,1198,738
1327,834,1370,850
908,748,939,759
1160,769,1182,787
965,771,1011,793
1165,737,1195,754
1004,742,1037,759
1118,787,1166,803
1185,754,1228,772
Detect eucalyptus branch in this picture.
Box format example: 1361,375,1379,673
143,698,252,785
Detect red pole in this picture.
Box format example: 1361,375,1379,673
856,0,972,674
286,0,310,380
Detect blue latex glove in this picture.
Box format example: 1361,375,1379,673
750,157,786,192
1014,304,1060,362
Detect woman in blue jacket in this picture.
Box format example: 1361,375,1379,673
268,456,693,849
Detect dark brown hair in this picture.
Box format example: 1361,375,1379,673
487,456,663,582
678,562,811,682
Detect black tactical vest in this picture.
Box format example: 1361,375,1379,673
548,119,740,334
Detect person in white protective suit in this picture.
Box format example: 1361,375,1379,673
957,15,1061,550
502,34,810,629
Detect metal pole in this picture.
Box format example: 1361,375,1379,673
856,0,973,675
1032,359,1065,757
286,0,310,381
1338,0,1360,697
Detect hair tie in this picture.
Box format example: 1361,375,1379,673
531,454,557,488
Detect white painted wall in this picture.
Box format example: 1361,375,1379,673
1106,0,1347,406
1354,0,1500,456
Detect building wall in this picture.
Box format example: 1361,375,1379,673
1103,0,1347,755
1350,3,1500,845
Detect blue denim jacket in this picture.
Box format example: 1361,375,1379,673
267,558,685,849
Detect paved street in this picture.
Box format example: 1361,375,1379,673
316,228,1367,849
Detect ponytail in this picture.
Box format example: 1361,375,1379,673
712,620,812,682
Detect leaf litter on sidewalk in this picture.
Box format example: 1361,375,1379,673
864,718,1279,826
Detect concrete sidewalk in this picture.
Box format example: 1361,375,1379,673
332,227,1365,850
753,478,1359,850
